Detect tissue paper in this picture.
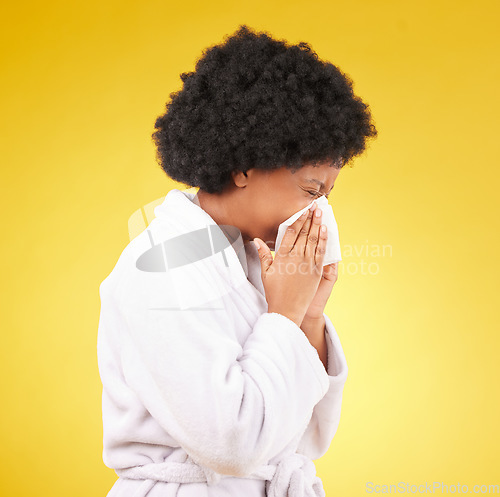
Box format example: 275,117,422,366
274,196,342,266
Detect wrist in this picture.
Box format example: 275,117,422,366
302,312,325,324
267,307,304,328
300,314,326,339
300,316,328,370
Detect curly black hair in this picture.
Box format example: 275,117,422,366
152,24,378,194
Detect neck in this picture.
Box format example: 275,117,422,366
196,189,252,244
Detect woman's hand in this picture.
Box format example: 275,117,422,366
253,201,329,327
302,262,338,321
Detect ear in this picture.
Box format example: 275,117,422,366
231,169,249,187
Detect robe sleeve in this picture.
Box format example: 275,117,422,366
108,266,333,478
296,312,348,460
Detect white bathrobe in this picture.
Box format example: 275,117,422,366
97,188,348,497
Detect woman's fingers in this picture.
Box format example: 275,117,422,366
293,202,316,255
275,200,327,273
322,262,338,282
276,207,310,256
314,223,328,267
305,202,323,260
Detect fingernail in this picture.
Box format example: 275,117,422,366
315,208,322,217
321,225,326,232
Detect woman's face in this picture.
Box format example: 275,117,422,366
229,162,341,250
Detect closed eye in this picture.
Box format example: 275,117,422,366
308,190,329,199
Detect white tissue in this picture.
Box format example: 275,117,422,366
274,196,342,266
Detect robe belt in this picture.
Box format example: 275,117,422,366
115,452,326,497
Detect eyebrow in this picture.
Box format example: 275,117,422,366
305,178,334,193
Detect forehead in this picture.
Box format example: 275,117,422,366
295,164,340,187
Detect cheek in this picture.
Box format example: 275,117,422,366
271,214,286,231
260,206,301,241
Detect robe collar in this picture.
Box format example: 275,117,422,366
150,188,256,309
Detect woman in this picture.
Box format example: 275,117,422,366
97,24,377,497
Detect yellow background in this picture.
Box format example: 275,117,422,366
1,0,499,495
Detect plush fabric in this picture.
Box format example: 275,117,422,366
97,188,348,496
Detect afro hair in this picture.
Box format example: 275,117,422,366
151,24,378,194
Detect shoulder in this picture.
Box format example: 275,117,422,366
99,217,173,305
105,218,236,316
